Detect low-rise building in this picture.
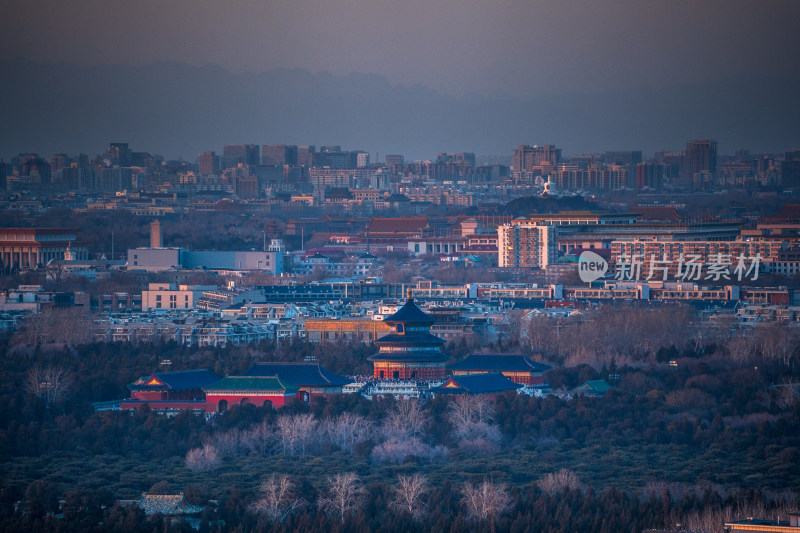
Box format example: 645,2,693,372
141,283,217,311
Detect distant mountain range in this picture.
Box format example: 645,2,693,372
1,58,797,160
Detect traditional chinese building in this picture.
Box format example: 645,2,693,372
571,379,612,398
203,376,301,412
725,512,800,532
431,372,523,397
448,354,551,386
241,361,350,401
120,369,219,412
368,298,449,380
0,228,90,272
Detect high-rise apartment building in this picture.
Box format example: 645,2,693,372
222,144,260,169
782,149,800,188
512,145,562,173
356,151,370,168
261,145,298,167
107,143,132,167
635,162,672,189
684,140,717,187
297,146,316,167
436,152,476,168
0,159,8,191
198,151,220,175
498,219,557,268
605,151,642,188
385,154,404,171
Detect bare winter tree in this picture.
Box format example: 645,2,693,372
726,333,757,363
25,366,72,406
324,413,373,454
185,444,221,472
776,381,800,409
250,474,307,523
447,395,495,427
383,399,429,440
276,413,318,456
757,322,799,366
454,422,502,452
370,437,428,465
446,395,501,450
16,308,93,346
241,422,274,456
319,472,365,523
390,474,428,520
679,500,787,533
536,469,586,495
527,314,555,355
460,480,512,522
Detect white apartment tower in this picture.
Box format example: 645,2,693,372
498,219,557,268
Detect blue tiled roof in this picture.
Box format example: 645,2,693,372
374,332,446,346
204,375,298,393
433,372,523,394
129,369,220,391
242,362,350,386
448,354,551,373
384,299,435,325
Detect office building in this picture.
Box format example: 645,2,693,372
198,151,220,175
222,144,260,169
261,145,298,167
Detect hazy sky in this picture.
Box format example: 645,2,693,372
3,0,799,97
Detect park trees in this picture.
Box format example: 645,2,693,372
390,474,428,520
460,480,511,522
319,472,365,523
251,474,307,523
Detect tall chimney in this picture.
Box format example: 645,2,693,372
150,220,162,248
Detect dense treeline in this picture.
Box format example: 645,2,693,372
1,335,799,532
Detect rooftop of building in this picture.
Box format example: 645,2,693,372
367,216,428,234
129,369,220,391
432,372,523,395
204,375,299,393
373,331,446,346
384,298,435,325
241,361,350,386
449,353,552,373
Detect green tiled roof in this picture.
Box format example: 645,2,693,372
204,375,298,393
572,379,612,395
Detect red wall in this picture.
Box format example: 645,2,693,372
204,392,301,413
131,391,164,401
